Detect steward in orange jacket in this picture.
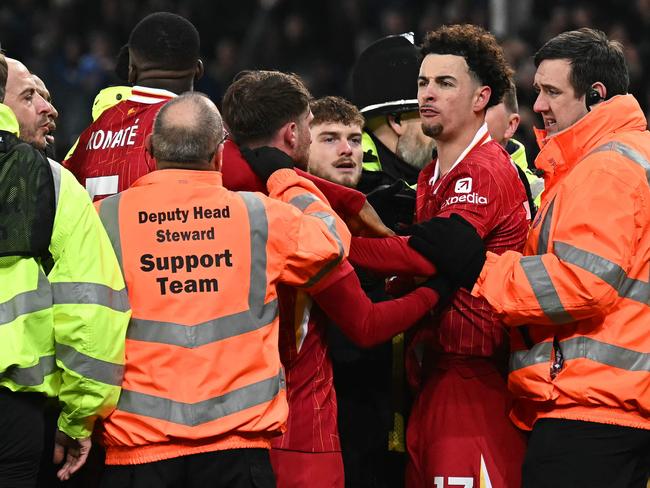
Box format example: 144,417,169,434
406,28,650,488
96,93,350,487
475,93,650,433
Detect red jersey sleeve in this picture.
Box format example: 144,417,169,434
312,260,440,347
349,236,437,276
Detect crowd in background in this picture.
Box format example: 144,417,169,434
2,0,650,164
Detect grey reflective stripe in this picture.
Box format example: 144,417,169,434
55,342,123,386
99,194,124,274
289,194,319,212
117,369,285,426
0,271,52,326
510,337,650,372
303,211,345,288
520,256,574,324
240,192,269,312
537,198,555,254
1,355,56,386
560,336,650,371
589,141,650,185
51,282,129,312
48,159,61,209
125,192,278,348
554,241,650,305
127,299,278,348
510,341,553,372
287,194,345,288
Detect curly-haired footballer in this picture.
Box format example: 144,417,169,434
348,24,530,487
407,23,529,487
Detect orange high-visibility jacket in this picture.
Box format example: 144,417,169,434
96,168,349,465
473,95,650,431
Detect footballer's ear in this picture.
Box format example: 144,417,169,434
474,85,491,113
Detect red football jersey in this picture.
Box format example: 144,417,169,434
63,86,175,200
272,284,341,453
414,124,530,358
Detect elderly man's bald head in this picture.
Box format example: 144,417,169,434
150,92,224,169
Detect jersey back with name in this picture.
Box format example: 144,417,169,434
64,98,167,201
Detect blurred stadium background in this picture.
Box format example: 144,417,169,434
1,0,649,163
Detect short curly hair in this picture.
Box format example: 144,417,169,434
420,24,513,109
311,96,364,128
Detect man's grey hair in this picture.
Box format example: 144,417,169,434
151,92,224,163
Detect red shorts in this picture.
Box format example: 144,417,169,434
270,449,344,488
406,357,527,488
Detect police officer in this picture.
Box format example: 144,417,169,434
352,33,436,231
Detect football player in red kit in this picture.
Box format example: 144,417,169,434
220,70,454,488
350,24,530,487
63,12,202,200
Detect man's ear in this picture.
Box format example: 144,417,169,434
474,85,492,113
128,62,137,84
281,121,298,149
504,112,521,141
212,142,224,171
144,133,153,156
387,114,406,136
194,59,204,82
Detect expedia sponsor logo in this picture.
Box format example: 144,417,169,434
442,192,488,208
454,177,473,194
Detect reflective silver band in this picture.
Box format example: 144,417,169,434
520,255,574,324
98,193,124,276
289,194,320,212
0,355,56,386
51,282,129,312
48,159,61,209
127,300,278,348
287,194,345,288
302,211,345,288
510,341,552,372
0,271,52,326
55,342,123,386
588,141,650,185
537,198,555,254
510,336,649,372
554,241,650,305
117,369,286,426
240,192,269,313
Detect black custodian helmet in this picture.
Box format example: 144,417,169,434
352,33,420,118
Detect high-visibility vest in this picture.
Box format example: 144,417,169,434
508,138,543,207
474,95,650,431
97,168,348,464
0,104,130,440
361,131,417,191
